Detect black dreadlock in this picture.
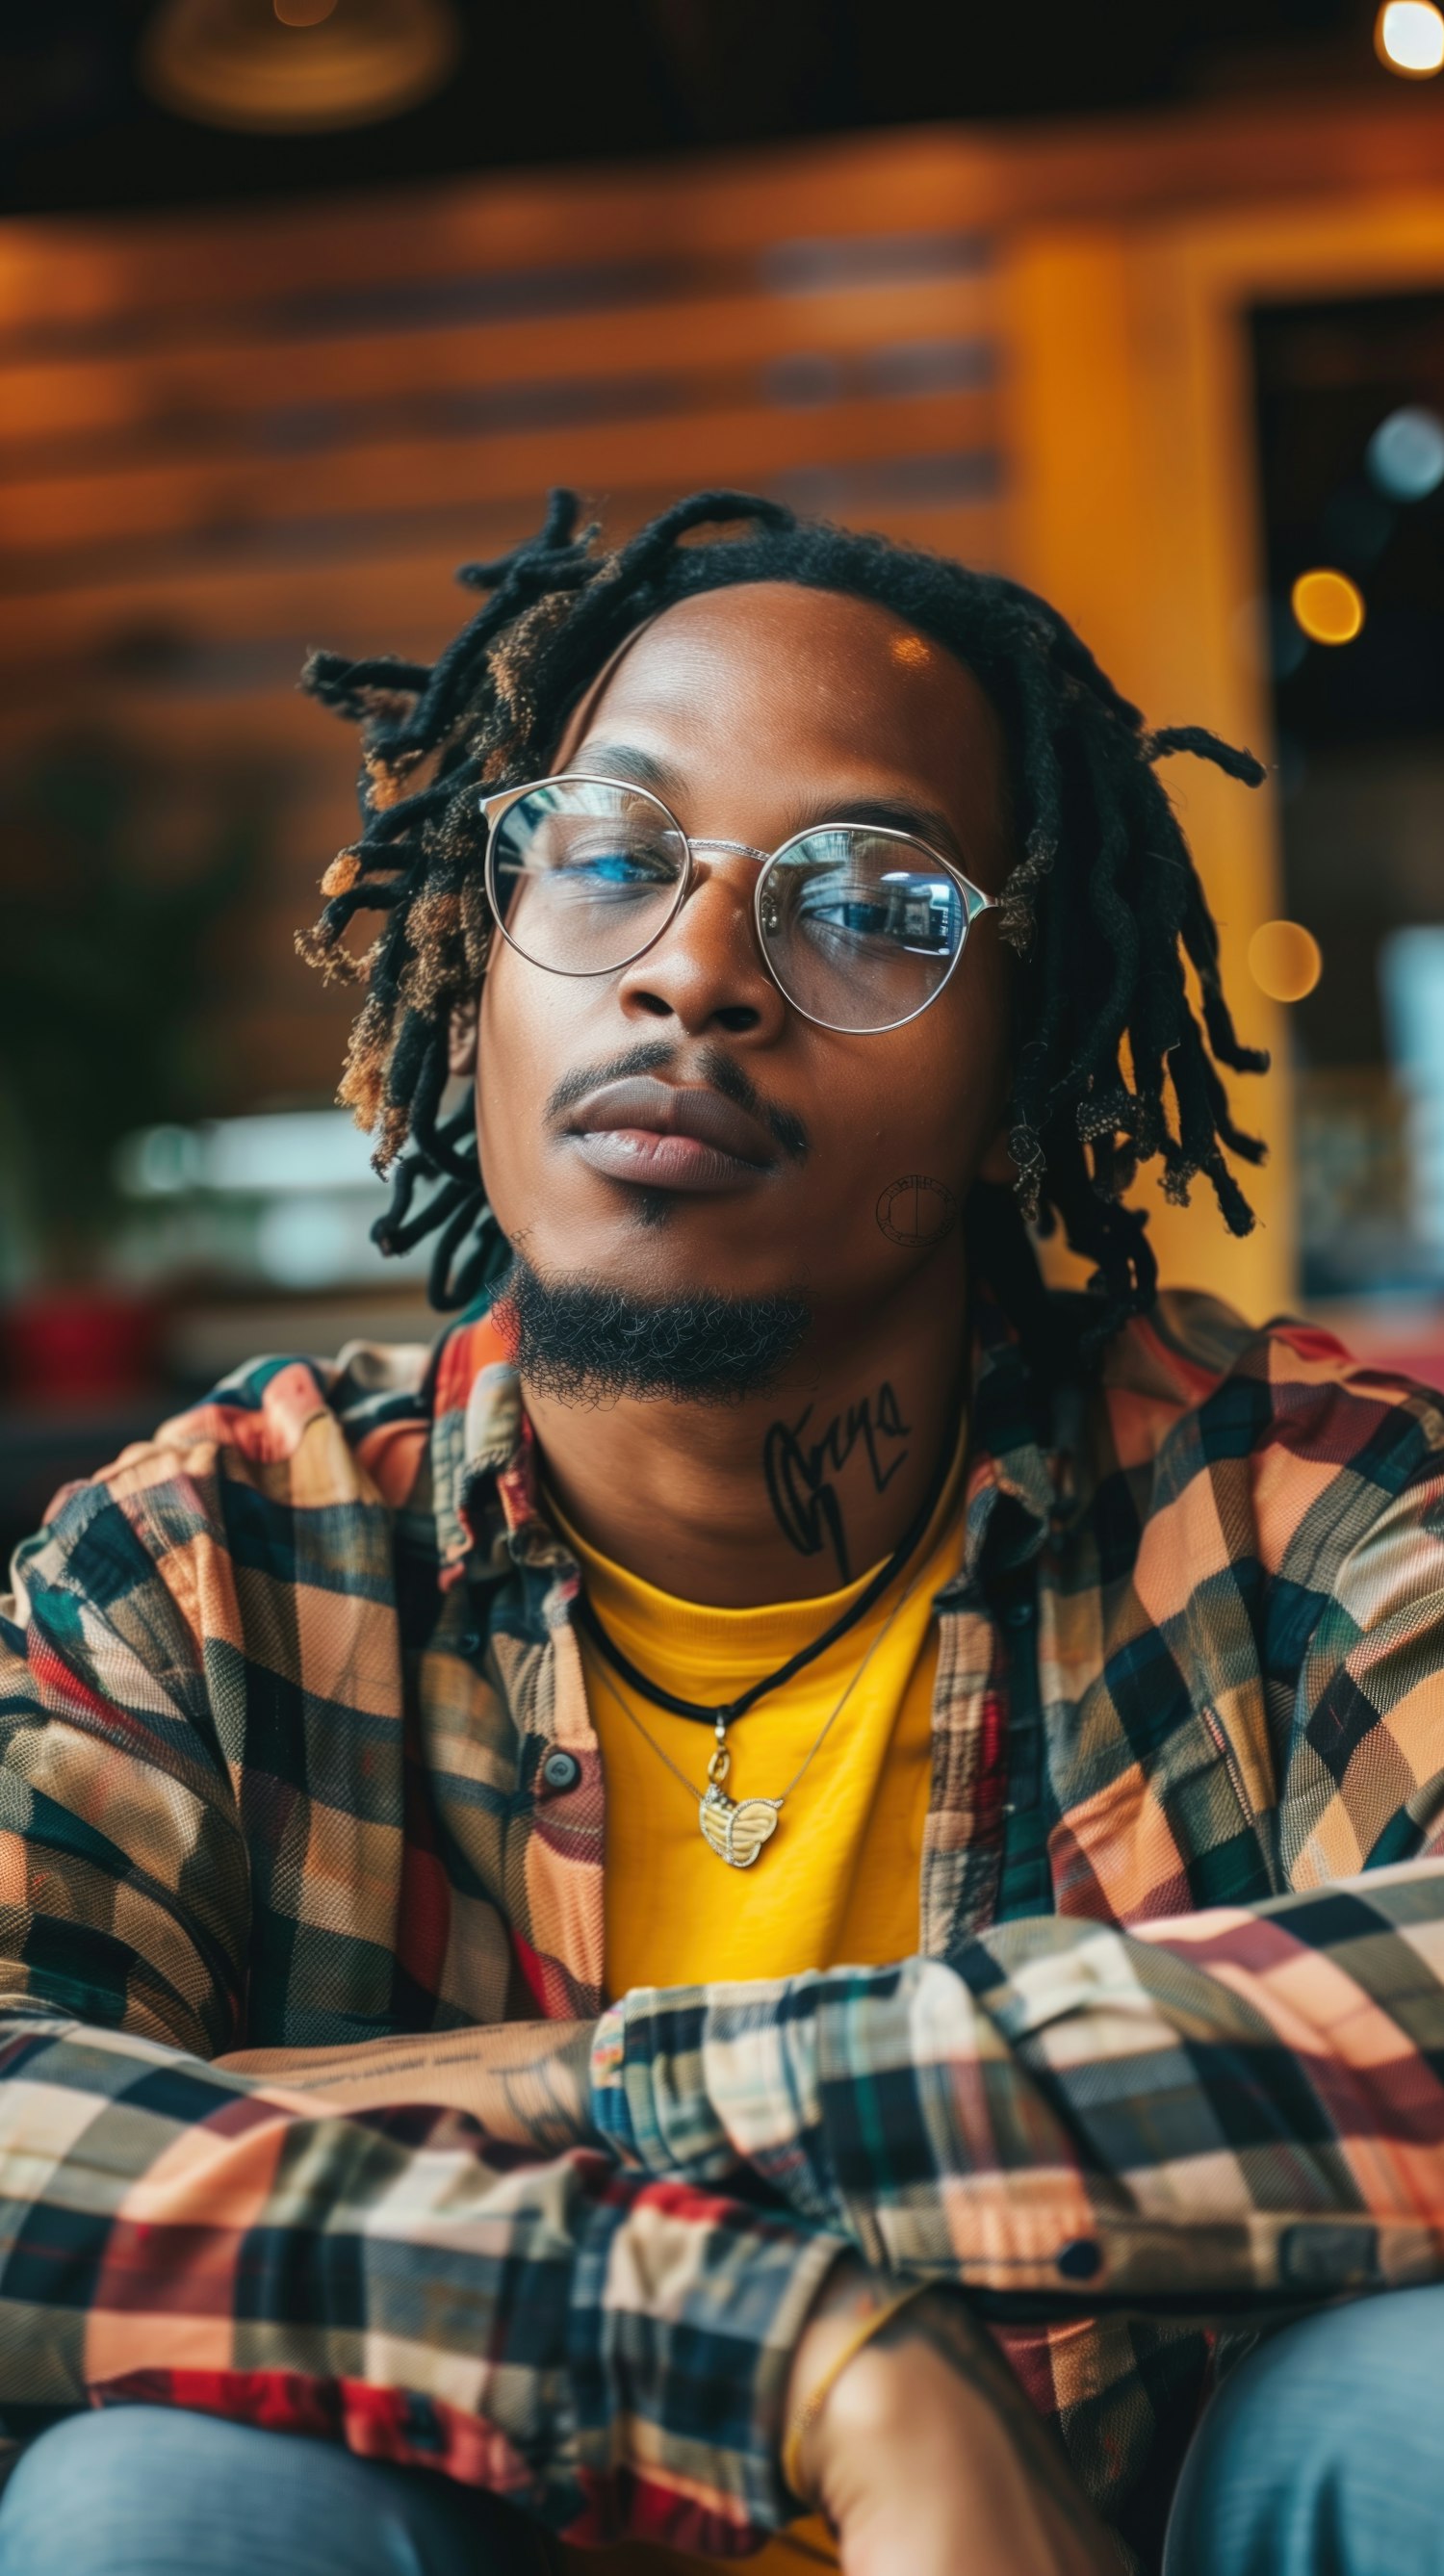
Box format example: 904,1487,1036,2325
298,487,1268,1352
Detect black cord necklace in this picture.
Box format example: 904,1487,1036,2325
573,1413,962,1730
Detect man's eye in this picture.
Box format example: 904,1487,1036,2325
551,843,672,884
799,882,894,937
813,897,889,934
795,877,963,956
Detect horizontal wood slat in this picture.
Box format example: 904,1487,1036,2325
0,385,998,555
0,496,1005,683
7,90,1444,345
0,134,996,339
0,275,995,453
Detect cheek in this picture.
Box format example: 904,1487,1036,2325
825,967,1009,1191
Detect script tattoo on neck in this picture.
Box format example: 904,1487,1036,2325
763,1381,913,1584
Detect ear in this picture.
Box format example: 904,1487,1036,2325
448,993,479,1078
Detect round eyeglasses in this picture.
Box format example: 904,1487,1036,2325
480,771,995,1037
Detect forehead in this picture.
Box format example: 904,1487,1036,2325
560,579,1006,822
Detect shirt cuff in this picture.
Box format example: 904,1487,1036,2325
591,1988,735,2180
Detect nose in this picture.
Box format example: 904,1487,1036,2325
615,853,788,1042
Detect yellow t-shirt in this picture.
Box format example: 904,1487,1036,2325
554,1438,967,2575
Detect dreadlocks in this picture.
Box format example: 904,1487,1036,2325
297,486,1268,1351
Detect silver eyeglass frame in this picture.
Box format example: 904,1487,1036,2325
479,769,997,1037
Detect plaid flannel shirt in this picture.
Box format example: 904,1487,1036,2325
4,1287,1444,2568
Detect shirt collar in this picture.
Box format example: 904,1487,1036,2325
954,1293,1078,1584
427,1288,1080,1593
428,1302,551,1587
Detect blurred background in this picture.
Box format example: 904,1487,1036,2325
5,0,1444,1549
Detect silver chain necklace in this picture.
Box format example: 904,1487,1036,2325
586,1549,938,1869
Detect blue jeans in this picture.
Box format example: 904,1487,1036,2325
0,2405,552,2575
3,2289,1444,2575
1162,2283,1444,2575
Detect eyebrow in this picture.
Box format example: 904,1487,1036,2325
572,743,969,868
786,792,967,866
570,741,681,796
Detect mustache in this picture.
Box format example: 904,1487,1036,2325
544,1041,809,1164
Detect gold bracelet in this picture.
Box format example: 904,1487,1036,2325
781,2280,928,2508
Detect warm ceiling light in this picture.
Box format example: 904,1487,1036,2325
1290,568,1366,646
1249,920,1323,1005
140,0,461,133
1376,1,1444,74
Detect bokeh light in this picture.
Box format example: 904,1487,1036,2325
1290,567,1366,645
1376,1,1444,73
1367,404,1444,502
1249,919,1324,1004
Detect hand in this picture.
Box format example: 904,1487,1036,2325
786,2267,1120,2576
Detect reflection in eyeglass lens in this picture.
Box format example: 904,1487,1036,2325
760,832,967,1031
487,787,973,1029
490,785,685,965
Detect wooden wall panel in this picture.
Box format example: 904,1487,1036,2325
0,390,999,556
2,276,995,448
10,95,1444,1298
0,137,1007,1119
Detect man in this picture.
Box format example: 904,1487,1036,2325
1,488,1442,2576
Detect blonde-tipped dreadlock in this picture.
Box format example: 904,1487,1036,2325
299,487,1269,1341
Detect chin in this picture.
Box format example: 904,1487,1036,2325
495,1248,813,1405
518,1190,796,1300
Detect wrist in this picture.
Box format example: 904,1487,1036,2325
781,2261,925,2507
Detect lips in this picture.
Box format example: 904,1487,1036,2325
563,1074,777,1194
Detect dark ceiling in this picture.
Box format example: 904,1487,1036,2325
0,0,1405,219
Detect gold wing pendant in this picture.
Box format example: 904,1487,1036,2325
699,1785,783,1868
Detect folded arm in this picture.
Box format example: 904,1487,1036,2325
0,1467,839,2552
596,1458,1444,2314
0,2000,837,2547
594,1858,1444,2311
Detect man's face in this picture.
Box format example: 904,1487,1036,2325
471,580,1013,1335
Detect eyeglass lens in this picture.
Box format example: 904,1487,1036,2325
487,779,687,975
486,777,969,1033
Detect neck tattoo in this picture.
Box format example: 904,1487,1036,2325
762,1379,913,1584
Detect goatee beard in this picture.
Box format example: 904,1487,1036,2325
496,1256,810,1404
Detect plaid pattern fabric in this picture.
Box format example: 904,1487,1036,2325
3,1290,1444,2564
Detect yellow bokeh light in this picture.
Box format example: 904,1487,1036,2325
1249,919,1323,1004
1376,1,1444,72
1290,568,1365,646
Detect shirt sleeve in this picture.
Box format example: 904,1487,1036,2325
0,2011,837,2546
593,1433,1444,2318
591,1856,1444,2314
0,1468,839,2551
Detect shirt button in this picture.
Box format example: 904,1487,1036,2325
1057,2238,1101,2281
1002,1597,1037,1629
457,1626,481,1659
541,1749,581,1793
400,2392,443,2452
